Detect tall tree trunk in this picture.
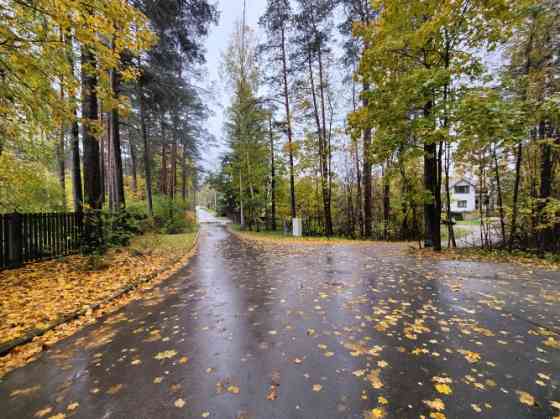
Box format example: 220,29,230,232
70,113,83,213
281,26,296,220
350,71,364,237
66,35,83,212
169,134,177,200
316,45,333,236
509,142,523,250
444,139,456,248
57,31,67,210
81,46,103,210
159,114,168,196
128,128,138,195
137,78,153,216
538,120,552,253
493,146,506,245
181,145,188,202
110,62,125,209
362,83,373,238
100,115,107,207
383,164,390,240
57,106,66,210
269,117,276,230
423,100,441,250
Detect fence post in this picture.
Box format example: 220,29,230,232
7,213,23,268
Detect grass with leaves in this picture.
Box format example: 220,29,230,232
0,229,198,376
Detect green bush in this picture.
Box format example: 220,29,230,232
102,209,143,247
153,197,193,234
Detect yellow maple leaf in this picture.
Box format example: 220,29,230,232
34,406,53,418
423,399,445,411
516,391,535,406
434,384,453,395
227,385,240,394
66,402,79,411
154,350,177,360
312,384,322,392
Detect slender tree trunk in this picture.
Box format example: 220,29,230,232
269,117,276,230
100,115,107,207
538,121,552,253
182,145,188,202
493,146,506,245
350,73,364,237
362,83,373,238
70,112,83,213
81,46,103,210
423,100,441,250
509,142,523,250
281,26,296,220
169,135,177,200
67,35,83,212
57,105,66,210
137,78,153,216
444,139,456,248
128,128,138,195
110,60,125,209
316,45,333,236
383,164,390,240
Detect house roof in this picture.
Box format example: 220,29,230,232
450,178,476,189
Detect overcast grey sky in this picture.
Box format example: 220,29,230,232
202,0,267,173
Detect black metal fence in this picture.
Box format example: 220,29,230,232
0,212,84,270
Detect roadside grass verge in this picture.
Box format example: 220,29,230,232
0,229,198,376
229,224,413,251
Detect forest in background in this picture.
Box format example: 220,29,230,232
1,0,218,246
1,0,559,256
207,0,559,255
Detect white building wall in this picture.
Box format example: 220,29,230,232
450,180,476,213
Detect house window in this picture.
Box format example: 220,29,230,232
457,200,468,208
454,185,470,194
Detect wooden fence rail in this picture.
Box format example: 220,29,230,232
0,212,84,270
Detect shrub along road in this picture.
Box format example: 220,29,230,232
1,224,559,418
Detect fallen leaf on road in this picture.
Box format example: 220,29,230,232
66,402,79,411
174,398,186,408
423,399,445,411
434,384,452,395
10,385,41,397
227,385,240,394
154,350,177,360
516,391,535,406
471,404,482,413
266,385,278,400
106,384,123,395
312,384,322,392
367,369,383,389
34,406,52,417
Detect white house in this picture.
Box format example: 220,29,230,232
450,178,476,213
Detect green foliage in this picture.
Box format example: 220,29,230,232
0,152,65,213
102,209,143,247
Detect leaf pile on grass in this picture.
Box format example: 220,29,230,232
0,232,197,376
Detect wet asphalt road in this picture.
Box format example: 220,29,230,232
1,224,559,419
